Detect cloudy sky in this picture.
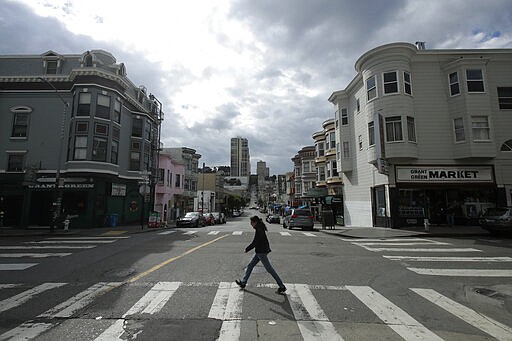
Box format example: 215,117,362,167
1,0,511,174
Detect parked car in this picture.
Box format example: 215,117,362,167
205,213,216,226
266,214,280,224
211,212,226,224
283,208,314,230
479,207,512,234
176,212,206,228
232,210,241,217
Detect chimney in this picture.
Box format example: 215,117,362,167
415,41,426,50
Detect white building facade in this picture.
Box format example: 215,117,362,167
329,42,512,228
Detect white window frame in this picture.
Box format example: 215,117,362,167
74,136,88,160
342,141,350,158
453,117,465,142
407,116,416,142
404,71,412,95
366,75,377,101
466,69,485,93
383,71,399,95
358,135,363,150
341,108,348,125
385,116,403,142
368,121,375,146
471,116,490,141
449,72,460,96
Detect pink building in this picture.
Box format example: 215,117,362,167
155,151,185,224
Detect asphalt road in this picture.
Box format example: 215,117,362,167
1,211,512,340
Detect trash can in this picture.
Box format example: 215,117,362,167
110,213,119,227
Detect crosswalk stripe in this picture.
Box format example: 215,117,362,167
158,230,176,235
208,282,244,341
0,253,72,258
341,238,430,242
95,282,181,340
0,322,54,341
408,268,512,277
412,288,512,340
208,231,220,235
0,263,37,270
355,241,450,246
27,240,116,244
0,246,96,250
287,283,343,340
232,231,243,235
46,237,129,240
302,232,316,237
280,232,291,236
346,285,443,341
0,283,66,314
362,247,482,252
183,231,198,235
384,256,512,262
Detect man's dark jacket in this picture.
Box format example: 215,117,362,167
245,223,271,254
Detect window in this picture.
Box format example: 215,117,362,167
157,168,164,185
383,71,398,94
368,121,375,146
175,174,181,187
331,160,338,177
471,116,490,141
343,141,350,158
358,135,363,150
46,60,57,74
11,113,29,137
407,116,416,142
144,122,151,140
7,153,24,172
76,122,88,134
132,118,143,137
498,87,512,109
78,93,91,116
318,166,325,181
385,116,403,142
113,99,121,123
404,72,412,95
466,69,484,92
329,132,336,149
449,72,460,96
454,118,465,142
341,108,348,125
96,94,110,119
92,137,107,161
501,140,512,151
356,98,360,112
317,142,324,157
130,152,140,170
112,127,120,140
111,140,118,164
94,123,108,136
366,76,376,101
74,136,87,160
303,161,310,173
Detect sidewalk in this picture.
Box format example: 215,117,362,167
316,222,490,238
0,224,167,238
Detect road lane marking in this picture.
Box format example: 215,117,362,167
208,282,244,341
384,256,512,262
287,283,344,340
46,236,129,240
127,234,229,283
346,285,443,341
412,288,512,340
361,247,482,252
95,282,181,340
0,246,96,249
0,263,37,270
408,268,512,277
0,283,66,314
0,253,72,258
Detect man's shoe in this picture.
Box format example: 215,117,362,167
276,286,287,294
235,280,246,289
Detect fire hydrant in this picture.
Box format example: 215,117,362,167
423,218,430,232
63,217,70,231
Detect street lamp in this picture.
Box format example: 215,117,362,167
38,77,69,232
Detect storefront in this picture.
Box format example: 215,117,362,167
390,165,501,227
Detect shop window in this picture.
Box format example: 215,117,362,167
92,137,107,161
449,72,460,96
497,87,512,109
132,118,143,137
471,116,490,141
111,140,118,164
466,69,484,92
7,153,25,172
453,118,465,142
366,75,377,101
368,121,375,146
383,71,398,94
77,93,91,116
62,191,87,215
11,112,29,137
385,116,403,142
404,71,412,95
74,136,87,160
500,140,512,151
96,94,110,119
407,116,416,142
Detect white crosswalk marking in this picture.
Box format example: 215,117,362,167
287,283,343,340
280,232,291,236
27,240,116,244
408,268,512,277
0,283,66,314
46,237,129,240
0,253,72,258
183,231,198,235
232,231,243,235
302,232,316,237
346,285,443,341
208,282,244,340
158,230,176,235
364,247,482,252
0,263,37,270
95,282,181,340
0,245,96,250
412,288,512,340
208,231,220,235
384,256,512,262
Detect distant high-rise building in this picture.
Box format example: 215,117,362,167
257,160,269,178
230,137,250,176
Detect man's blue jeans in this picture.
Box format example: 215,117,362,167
242,253,285,288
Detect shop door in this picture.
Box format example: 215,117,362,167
373,186,388,227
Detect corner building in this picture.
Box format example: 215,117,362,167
329,42,512,228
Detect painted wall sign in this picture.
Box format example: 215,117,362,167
396,166,493,183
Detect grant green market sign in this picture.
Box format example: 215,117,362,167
396,166,493,183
